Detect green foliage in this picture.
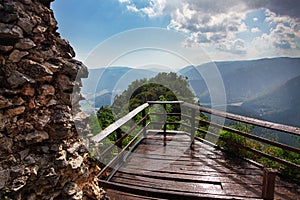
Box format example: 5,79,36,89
96,106,116,142
89,72,198,149
112,72,197,118
259,146,300,178
97,106,115,130
218,123,259,157
89,114,101,135
217,122,299,179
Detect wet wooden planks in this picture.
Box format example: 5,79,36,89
106,189,167,200
107,134,264,199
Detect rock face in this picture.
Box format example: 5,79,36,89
0,0,108,199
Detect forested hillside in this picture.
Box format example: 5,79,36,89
84,57,300,130
91,72,198,133
242,75,300,127
112,72,197,118
180,57,300,104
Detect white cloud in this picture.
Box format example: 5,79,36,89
120,0,167,18
168,2,248,54
214,38,247,55
118,0,300,57
167,2,300,55
126,4,139,13
248,10,300,58
141,0,167,17
264,9,300,49
119,0,130,3
251,27,260,33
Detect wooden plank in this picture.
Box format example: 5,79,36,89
147,101,184,105
107,136,268,199
182,102,300,136
121,139,262,175
117,168,262,187
118,168,262,182
106,189,167,200
222,183,262,197
111,176,225,195
102,132,299,200
92,103,149,142
111,175,262,199
100,180,258,200
121,161,262,181
112,173,261,198
122,156,221,167
147,129,188,135
115,170,222,185
126,153,259,172
148,112,182,116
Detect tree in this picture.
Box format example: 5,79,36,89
89,114,102,135
112,72,197,118
92,72,199,141
97,106,115,130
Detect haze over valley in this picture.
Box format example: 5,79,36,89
81,57,300,129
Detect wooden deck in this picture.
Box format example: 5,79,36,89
93,102,300,200
105,133,300,200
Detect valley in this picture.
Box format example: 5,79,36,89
81,57,300,131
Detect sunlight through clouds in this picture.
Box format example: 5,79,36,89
120,0,167,17
52,0,300,65
117,0,300,58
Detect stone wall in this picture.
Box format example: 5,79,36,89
0,0,108,199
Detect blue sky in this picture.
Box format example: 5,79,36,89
52,0,300,69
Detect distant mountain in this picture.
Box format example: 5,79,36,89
82,67,130,95
242,75,300,127
94,92,113,108
81,58,300,128
80,59,300,146
180,57,300,105
81,67,158,108
180,57,300,146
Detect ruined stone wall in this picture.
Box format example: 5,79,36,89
0,0,108,199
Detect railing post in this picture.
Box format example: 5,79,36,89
142,109,147,137
116,128,122,153
262,168,277,200
190,109,196,149
163,104,167,146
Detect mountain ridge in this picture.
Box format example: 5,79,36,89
81,57,300,129
242,75,300,127
179,57,300,104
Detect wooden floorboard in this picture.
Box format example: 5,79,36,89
105,133,300,200
107,189,168,200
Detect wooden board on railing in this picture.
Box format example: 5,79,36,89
92,103,149,143
195,117,300,154
182,102,300,136
148,101,184,104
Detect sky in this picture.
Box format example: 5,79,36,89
51,0,300,69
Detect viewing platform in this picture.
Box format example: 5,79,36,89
91,101,300,200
